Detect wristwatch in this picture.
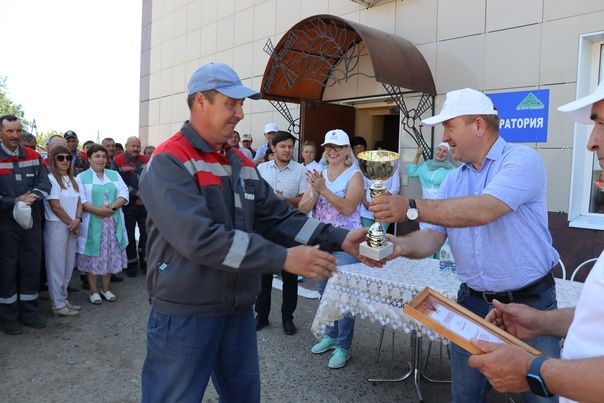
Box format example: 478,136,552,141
526,355,553,397
406,199,419,221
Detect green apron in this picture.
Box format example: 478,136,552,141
80,169,127,256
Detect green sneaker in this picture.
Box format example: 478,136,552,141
311,336,336,354
328,348,350,369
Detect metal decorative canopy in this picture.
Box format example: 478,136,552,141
260,14,437,159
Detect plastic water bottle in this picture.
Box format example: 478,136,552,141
439,243,456,273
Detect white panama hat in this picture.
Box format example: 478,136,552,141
558,81,604,124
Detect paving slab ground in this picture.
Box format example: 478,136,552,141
0,274,516,402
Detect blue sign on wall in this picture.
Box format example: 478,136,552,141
486,89,549,142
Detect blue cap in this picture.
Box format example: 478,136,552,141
187,63,260,100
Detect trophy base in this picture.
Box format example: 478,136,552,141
359,241,393,261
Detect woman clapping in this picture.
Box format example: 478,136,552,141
299,129,364,369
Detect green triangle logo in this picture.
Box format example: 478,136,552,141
516,92,545,110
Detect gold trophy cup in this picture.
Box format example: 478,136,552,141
357,150,400,260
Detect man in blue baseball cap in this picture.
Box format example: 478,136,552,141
139,63,377,402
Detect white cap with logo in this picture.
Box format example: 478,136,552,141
558,81,604,124
321,129,350,146
421,88,498,126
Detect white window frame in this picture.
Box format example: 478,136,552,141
568,31,604,230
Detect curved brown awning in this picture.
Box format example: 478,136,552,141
261,14,436,102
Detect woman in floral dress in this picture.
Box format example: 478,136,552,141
75,144,128,305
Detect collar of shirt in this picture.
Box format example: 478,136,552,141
181,120,232,157
123,152,136,163
0,142,20,158
460,136,506,173
181,121,214,153
218,143,231,156
269,159,295,171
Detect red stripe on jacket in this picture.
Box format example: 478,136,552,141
155,132,235,188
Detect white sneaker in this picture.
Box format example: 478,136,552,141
52,307,80,317
66,302,81,310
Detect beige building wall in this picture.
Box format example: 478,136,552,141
140,0,604,213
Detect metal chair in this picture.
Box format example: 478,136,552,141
554,259,567,279
570,258,598,282
421,338,451,383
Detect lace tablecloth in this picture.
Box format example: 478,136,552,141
311,257,583,342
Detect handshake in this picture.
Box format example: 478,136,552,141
282,191,412,282
283,219,404,282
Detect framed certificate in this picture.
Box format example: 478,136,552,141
403,287,541,355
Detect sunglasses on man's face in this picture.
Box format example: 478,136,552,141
55,154,73,162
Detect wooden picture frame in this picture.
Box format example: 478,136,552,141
403,287,541,355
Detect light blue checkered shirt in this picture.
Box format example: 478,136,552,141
257,159,307,199
424,136,559,292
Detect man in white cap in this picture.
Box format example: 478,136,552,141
467,81,604,402
139,63,377,402
240,132,256,158
370,88,560,402
253,122,278,164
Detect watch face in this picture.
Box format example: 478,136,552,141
407,208,419,221
526,356,553,397
526,374,549,397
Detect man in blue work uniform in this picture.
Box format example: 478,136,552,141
0,114,51,335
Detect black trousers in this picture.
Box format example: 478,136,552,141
123,205,147,269
255,271,298,322
0,220,42,322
